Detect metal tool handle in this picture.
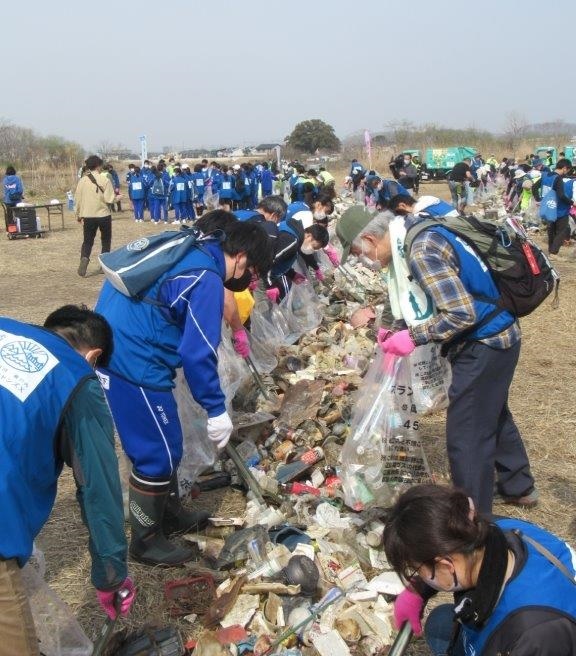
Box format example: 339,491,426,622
388,622,414,656
246,355,271,401
92,587,131,656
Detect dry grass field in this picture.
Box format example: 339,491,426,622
1,176,575,654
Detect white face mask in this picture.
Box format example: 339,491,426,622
314,210,327,221
359,239,382,271
419,560,465,592
301,244,315,255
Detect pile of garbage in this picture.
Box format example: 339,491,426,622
161,207,451,655
31,199,451,656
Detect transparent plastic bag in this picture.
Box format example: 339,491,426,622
279,280,323,337
203,187,219,211
248,331,278,374
22,546,92,656
218,326,251,403
251,300,297,349
176,329,250,493
409,343,450,414
340,353,431,511
174,369,216,495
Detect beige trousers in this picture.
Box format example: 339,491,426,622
0,559,39,656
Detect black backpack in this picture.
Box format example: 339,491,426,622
404,214,559,318
235,175,245,193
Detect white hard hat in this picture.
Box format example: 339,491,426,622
514,169,526,179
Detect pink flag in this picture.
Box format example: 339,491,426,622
364,129,371,154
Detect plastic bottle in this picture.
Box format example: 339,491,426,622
347,473,375,511
236,440,261,467
66,191,74,211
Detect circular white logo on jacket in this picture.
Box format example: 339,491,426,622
1,340,49,373
127,237,149,252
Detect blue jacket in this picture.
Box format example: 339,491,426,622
220,174,235,199
128,173,145,200
95,242,227,417
461,518,576,655
0,319,127,591
430,226,515,341
192,172,206,201
161,170,171,197
109,169,120,189
271,218,304,278
169,173,189,204
542,171,572,218
3,174,24,204
141,167,155,192
417,199,458,217
377,179,408,204
350,162,364,177
211,170,223,194
183,171,195,201
261,169,275,194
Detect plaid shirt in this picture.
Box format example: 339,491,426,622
407,224,521,350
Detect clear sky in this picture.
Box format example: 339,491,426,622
2,0,574,152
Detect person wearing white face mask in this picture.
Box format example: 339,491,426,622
298,224,330,282
336,205,537,515
96,217,273,566
383,484,576,656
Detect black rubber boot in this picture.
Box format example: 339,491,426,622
164,474,210,536
129,474,195,566
77,256,89,277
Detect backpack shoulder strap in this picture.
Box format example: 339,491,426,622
87,172,104,194
404,217,446,256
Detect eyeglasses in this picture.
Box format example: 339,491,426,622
403,561,435,583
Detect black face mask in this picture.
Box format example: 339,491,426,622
224,269,252,292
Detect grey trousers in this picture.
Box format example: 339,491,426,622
446,340,534,513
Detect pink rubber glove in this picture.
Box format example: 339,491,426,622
377,328,393,349
266,288,280,303
293,273,307,284
379,329,416,356
324,243,341,267
315,269,325,282
96,577,136,620
232,329,250,358
394,588,424,636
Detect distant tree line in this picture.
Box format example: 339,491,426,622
0,118,85,169
344,116,576,159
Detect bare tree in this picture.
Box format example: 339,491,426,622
504,112,528,156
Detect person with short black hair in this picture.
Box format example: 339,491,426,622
74,155,116,277
447,158,475,212
2,165,24,207
0,305,134,653
2,165,24,225
541,158,575,258
383,484,576,656
95,216,272,567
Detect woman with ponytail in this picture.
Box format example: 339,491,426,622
383,484,576,655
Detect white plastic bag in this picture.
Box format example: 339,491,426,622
22,546,92,656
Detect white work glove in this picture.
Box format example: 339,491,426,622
207,411,233,449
